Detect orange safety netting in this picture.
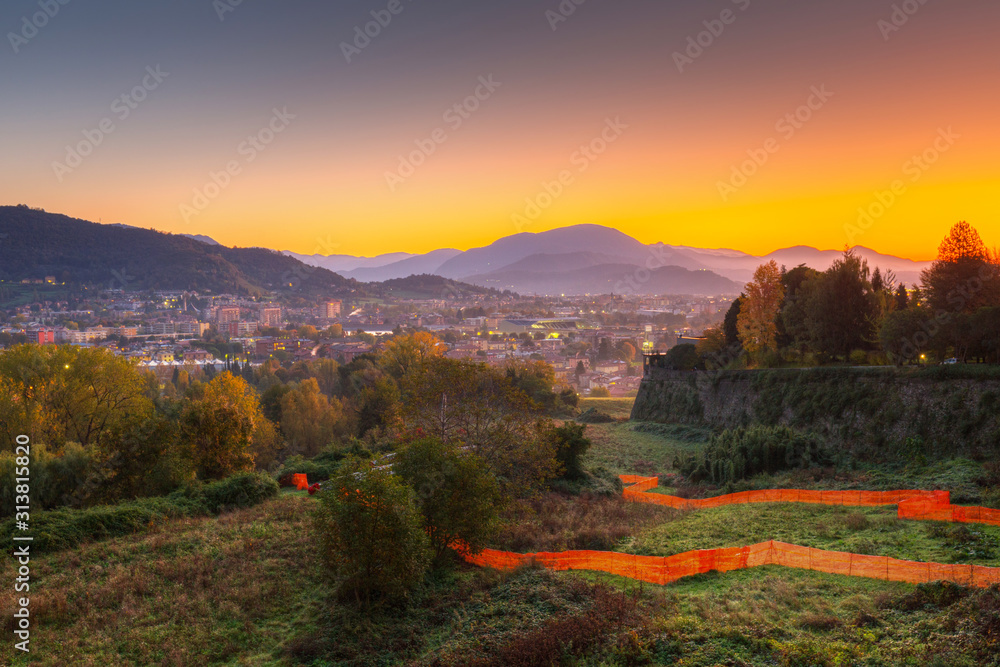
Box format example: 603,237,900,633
454,475,1000,588
293,473,309,490
619,475,1000,527
459,540,1000,588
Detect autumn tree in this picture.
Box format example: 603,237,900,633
0,345,152,452
279,378,346,457
737,261,785,357
180,372,273,479
921,221,1000,315
379,332,445,379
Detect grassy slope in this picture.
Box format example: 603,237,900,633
0,491,321,667
4,396,997,665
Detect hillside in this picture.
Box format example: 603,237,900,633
0,206,356,297
466,263,742,296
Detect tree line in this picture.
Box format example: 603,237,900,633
666,222,1000,369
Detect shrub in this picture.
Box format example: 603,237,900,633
394,438,502,561
0,493,204,554
0,443,96,517
543,422,591,480
577,408,616,424
199,471,279,513
677,425,830,484
313,457,431,607
589,386,612,398
274,450,343,484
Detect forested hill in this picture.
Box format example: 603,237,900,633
0,206,357,296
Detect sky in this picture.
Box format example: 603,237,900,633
1,0,998,260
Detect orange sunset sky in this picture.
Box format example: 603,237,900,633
2,0,998,260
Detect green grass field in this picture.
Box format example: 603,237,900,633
4,395,998,665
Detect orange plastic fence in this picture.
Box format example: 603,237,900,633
459,540,1000,588
454,476,1000,588
619,475,1000,527
293,473,309,491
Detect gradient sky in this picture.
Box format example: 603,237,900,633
2,0,998,259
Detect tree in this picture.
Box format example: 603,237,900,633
879,307,932,365
356,377,401,437
617,341,636,363
379,332,445,379
314,457,431,607
297,325,319,341
279,378,346,457
394,439,501,561
180,372,271,479
401,357,559,497
695,328,728,369
723,297,743,348
737,261,785,356
663,344,700,371
778,266,822,350
803,249,878,358
894,284,909,311
921,221,1000,315
0,345,153,452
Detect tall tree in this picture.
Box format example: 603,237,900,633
921,221,1000,314
180,371,271,479
379,332,445,379
279,378,346,457
804,249,878,358
737,261,785,356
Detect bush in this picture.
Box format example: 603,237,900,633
589,386,612,398
313,457,431,607
394,438,501,561
576,408,616,424
0,443,96,517
0,471,279,554
677,425,830,485
198,471,279,513
274,451,343,484
544,422,591,480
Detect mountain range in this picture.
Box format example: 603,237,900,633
285,224,933,296
2,207,933,298
0,207,499,300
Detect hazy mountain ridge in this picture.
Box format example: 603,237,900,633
283,224,931,294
